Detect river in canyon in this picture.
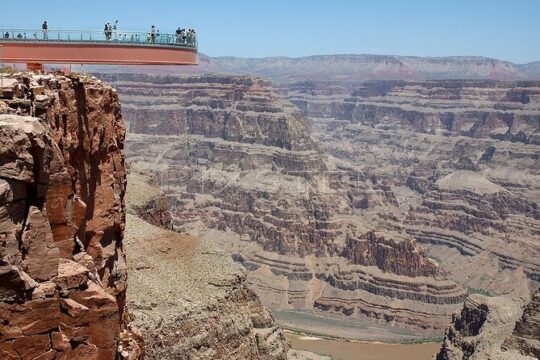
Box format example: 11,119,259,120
286,333,440,360
273,310,439,342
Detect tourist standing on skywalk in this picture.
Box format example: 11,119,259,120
42,21,48,39
150,26,156,44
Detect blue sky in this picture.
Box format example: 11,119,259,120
1,0,539,63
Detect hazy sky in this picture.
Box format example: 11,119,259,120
1,0,539,63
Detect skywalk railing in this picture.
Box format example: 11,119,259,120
0,29,197,49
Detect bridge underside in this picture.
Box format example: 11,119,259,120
0,41,198,66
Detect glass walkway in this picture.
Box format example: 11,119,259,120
0,28,197,49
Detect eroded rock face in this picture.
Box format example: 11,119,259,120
502,290,540,358
286,80,540,144
0,73,142,359
125,169,289,359
281,80,540,299
105,74,316,152
100,74,467,336
436,291,539,360
342,231,438,277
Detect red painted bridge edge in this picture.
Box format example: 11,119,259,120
0,41,198,65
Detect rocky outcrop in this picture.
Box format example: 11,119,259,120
125,169,290,359
502,291,540,358
100,73,467,337
435,291,539,360
342,232,438,277
0,73,142,359
125,167,172,229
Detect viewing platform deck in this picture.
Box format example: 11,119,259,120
0,29,198,67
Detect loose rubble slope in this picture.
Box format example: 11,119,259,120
125,168,290,359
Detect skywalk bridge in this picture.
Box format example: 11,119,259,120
0,28,198,70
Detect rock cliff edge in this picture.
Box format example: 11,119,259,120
0,72,142,359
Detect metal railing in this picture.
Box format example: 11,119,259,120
0,28,197,49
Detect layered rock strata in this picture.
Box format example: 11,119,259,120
0,73,142,359
285,80,540,144
101,74,467,336
125,168,290,359
281,80,540,299
435,290,539,360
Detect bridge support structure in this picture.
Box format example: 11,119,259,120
26,62,43,72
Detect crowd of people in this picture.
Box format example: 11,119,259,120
2,21,196,47
105,22,196,46
175,28,197,46
103,21,118,40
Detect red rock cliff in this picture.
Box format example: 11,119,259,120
0,73,142,359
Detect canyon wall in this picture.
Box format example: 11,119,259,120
101,73,467,337
124,168,291,359
0,73,142,359
282,79,540,300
